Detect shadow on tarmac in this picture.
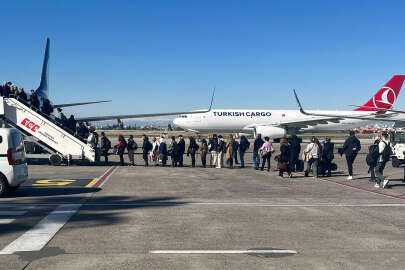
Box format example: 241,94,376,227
12,187,101,198
0,196,184,236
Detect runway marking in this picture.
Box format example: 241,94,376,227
317,177,405,201
3,202,405,207
0,205,34,209
150,250,297,254
0,219,15,224
0,211,27,216
32,179,76,186
91,166,118,188
0,204,81,255
85,178,98,188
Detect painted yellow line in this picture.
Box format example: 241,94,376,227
85,178,99,188
32,179,75,186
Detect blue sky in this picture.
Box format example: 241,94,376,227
1,0,405,118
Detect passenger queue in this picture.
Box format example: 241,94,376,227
95,130,393,189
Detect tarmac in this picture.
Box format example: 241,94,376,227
1,138,405,269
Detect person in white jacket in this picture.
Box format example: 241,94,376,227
304,137,320,178
150,137,160,166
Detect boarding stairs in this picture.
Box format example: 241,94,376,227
0,97,95,164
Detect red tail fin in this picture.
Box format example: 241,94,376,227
355,75,405,111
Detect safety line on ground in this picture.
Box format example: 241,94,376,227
91,166,118,188
85,178,98,188
3,202,405,207
293,171,405,201
0,211,27,216
0,219,15,224
317,176,405,201
150,249,298,254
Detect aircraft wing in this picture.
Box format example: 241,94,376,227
54,100,112,108
76,109,209,122
244,117,344,130
292,89,405,123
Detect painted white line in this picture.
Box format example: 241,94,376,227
150,250,297,254
0,204,81,255
0,211,26,216
0,219,15,224
0,205,35,209
2,202,405,207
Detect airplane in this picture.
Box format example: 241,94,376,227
22,38,209,123
172,75,405,138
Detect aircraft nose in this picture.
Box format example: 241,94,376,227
172,117,181,127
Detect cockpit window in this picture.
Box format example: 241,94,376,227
180,115,188,118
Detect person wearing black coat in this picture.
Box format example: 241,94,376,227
3,82,11,97
208,134,218,168
170,136,179,167
30,90,40,109
177,135,185,167
288,135,302,172
279,138,292,177
321,138,334,177
67,115,77,134
17,88,28,102
41,99,54,116
217,135,226,168
142,135,152,167
100,132,111,165
341,131,361,180
238,136,250,168
253,134,264,170
187,137,199,167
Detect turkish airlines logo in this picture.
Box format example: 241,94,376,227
373,87,396,108
21,118,40,132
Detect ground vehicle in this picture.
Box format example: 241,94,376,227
0,128,28,196
389,131,405,167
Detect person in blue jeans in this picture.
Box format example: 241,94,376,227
253,134,264,170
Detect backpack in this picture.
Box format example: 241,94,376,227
381,142,393,163
366,144,379,166
104,138,111,150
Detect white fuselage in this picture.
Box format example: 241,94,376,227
173,109,402,135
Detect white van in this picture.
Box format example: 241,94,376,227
0,128,28,196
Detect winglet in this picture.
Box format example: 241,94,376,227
208,86,215,111
293,89,307,115
36,37,50,99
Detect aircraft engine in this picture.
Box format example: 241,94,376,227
255,126,286,139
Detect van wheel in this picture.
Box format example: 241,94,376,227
49,154,62,166
392,157,401,168
0,176,9,197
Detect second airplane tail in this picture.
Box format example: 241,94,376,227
35,37,50,99
355,75,405,111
